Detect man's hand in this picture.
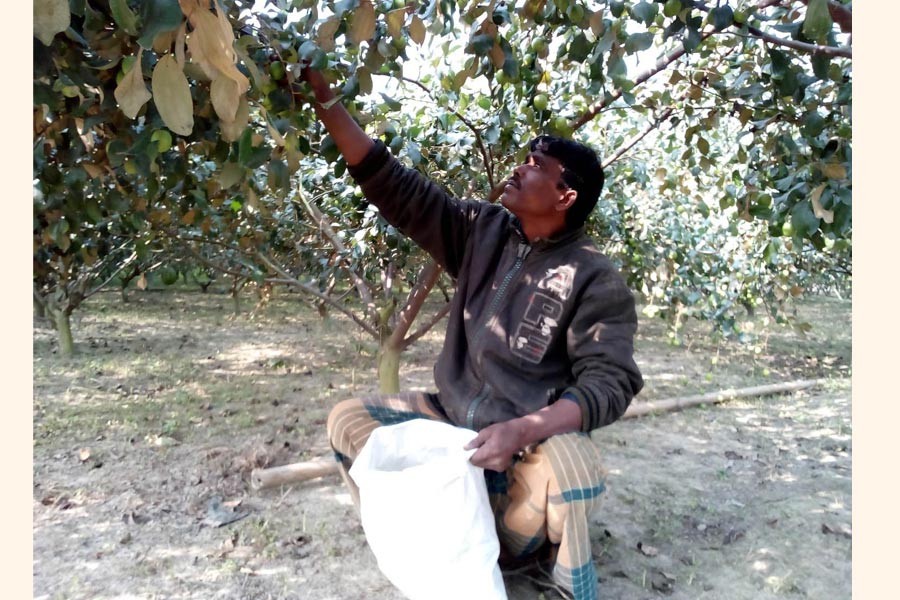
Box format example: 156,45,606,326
464,397,584,472
464,419,529,472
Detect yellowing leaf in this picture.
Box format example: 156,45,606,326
386,8,406,39
810,184,834,224
220,95,249,142
317,16,341,52
821,162,847,179
348,0,376,45
152,54,194,136
211,76,240,121
34,0,70,46
114,50,152,119
183,1,250,93
409,15,426,45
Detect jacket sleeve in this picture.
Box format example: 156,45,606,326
559,271,644,432
346,140,479,278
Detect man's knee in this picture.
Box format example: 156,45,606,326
326,398,365,451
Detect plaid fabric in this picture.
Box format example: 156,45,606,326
326,394,607,599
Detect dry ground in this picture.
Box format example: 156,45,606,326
33,288,851,599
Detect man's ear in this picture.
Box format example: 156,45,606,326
556,189,577,212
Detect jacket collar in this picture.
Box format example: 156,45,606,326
510,216,585,252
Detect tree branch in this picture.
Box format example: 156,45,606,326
295,187,378,319
572,30,716,132
391,74,497,190
404,301,452,348
256,252,379,339
602,107,675,170
384,260,443,351
741,23,851,58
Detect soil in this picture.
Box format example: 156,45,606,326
33,289,851,599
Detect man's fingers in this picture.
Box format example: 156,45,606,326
463,431,485,450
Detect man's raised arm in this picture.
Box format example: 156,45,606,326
301,69,373,167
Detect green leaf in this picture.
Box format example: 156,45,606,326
406,141,422,165
471,34,495,55
811,53,831,80
567,32,592,63
802,0,832,42
697,137,710,156
610,1,626,18
682,25,702,53
380,93,403,111
709,5,733,31
267,159,290,196
109,0,139,37
801,110,826,138
138,0,182,48
629,1,657,26
791,199,820,236
768,49,790,78
624,32,654,54
238,127,254,166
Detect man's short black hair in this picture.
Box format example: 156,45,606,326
529,135,605,229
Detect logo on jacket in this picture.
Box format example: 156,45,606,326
511,266,573,363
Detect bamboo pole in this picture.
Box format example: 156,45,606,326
250,458,339,490
621,378,829,419
249,378,832,490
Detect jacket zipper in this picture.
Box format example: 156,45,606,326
466,241,531,429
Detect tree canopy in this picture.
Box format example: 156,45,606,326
33,0,851,365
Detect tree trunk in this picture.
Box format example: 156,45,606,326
377,342,402,394
54,309,75,357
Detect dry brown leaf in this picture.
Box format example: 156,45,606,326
810,184,834,224
489,41,505,68
317,16,341,51
78,448,92,462
220,95,249,142
114,50,152,119
82,163,104,179
589,10,605,37
218,162,244,188
821,162,847,180
409,15,426,45
152,54,194,136
386,8,406,39
348,0,376,45
152,29,177,54
175,21,187,68
34,0,71,46
638,542,659,557
137,273,148,290
211,76,240,121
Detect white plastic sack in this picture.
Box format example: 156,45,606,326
349,419,507,600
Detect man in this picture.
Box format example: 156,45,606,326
303,68,643,600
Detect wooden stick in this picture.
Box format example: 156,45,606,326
250,458,339,490
250,378,831,490
621,378,829,419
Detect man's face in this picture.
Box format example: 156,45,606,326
500,149,572,223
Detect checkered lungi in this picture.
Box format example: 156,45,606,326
326,392,607,600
